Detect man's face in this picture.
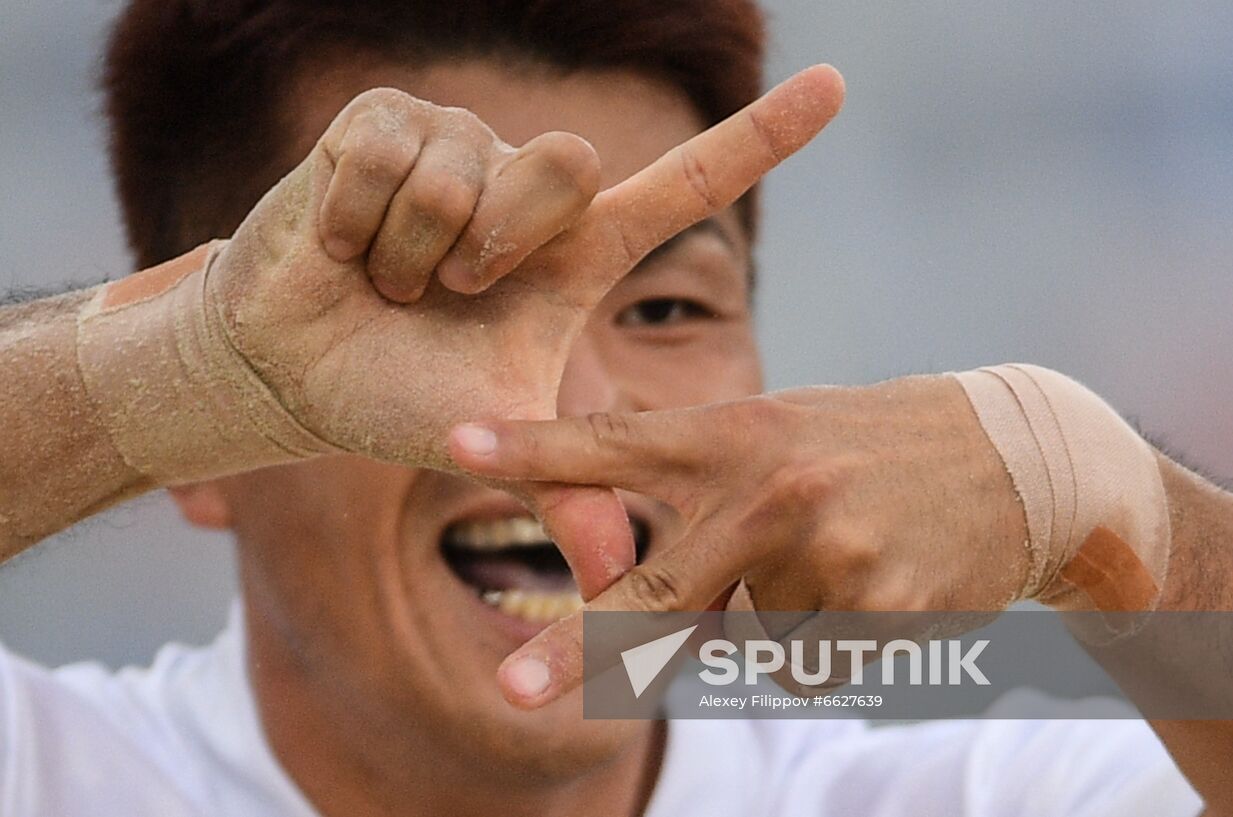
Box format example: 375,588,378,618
189,59,763,776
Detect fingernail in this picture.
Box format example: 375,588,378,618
438,255,479,292
371,273,424,304
323,235,356,261
504,656,551,699
453,423,498,456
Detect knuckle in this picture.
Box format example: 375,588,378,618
746,106,786,163
350,139,413,187
347,88,423,135
535,132,602,196
409,170,477,229
355,86,414,110
813,516,881,577
720,398,791,450
831,529,880,572
764,458,837,510
440,104,482,126
326,89,420,159
732,460,834,554
679,145,721,210
735,394,810,431
622,564,687,612
687,399,781,469
854,581,918,613
512,427,544,469
436,104,492,141
584,412,633,449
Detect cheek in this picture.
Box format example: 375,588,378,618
225,455,415,543
610,324,763,408
225,457,420,629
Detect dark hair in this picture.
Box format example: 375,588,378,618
103,0,766,268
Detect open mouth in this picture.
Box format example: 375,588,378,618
441,516,650,625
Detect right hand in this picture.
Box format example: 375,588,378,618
207,68,846,594
211,85,606,468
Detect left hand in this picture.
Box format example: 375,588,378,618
449,374,1032,707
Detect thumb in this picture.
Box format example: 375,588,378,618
495,529,748,709
447,409,703,501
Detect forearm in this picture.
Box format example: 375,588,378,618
0,242,329,561
1061,455,1233,812
1157,454,1233,612
1145,456,1232,815
0,288,150,559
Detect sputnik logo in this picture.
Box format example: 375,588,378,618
620,625,698,698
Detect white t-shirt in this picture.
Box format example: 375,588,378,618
0,605,1203,817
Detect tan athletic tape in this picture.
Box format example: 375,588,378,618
1060,526,1162,612
77,242,337,485
101,245,206,308
955,364,1170,637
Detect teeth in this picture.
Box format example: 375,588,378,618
451,518,550,550
480,589,583,623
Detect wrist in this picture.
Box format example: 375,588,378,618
954,365,1171,639
76,241,335,485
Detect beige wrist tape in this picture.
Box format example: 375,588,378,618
724,365,1170,677
76,242,334,485
955,364,1171,628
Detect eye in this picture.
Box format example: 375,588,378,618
616,298,714,327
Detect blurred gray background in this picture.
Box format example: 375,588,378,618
2,1,1230,669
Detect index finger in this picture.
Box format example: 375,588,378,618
574,64,845,270
448,409,707,506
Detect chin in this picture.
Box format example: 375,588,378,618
235,459,658,783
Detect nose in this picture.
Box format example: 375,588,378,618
556,330,622,418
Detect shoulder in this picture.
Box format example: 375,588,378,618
0,606,317,817
0,637,214,816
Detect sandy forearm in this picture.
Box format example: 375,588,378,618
0,240,348,563
0,288,152,560
1151,456,1233,814
1157,454,1233,613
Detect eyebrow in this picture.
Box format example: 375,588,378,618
637,217,741,267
